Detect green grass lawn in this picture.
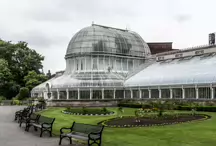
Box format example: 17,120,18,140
39,107,216,146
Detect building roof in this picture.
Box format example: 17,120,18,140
124,53,216,87
65,24,151,58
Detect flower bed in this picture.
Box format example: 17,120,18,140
63,107,115,116
99,114,211,128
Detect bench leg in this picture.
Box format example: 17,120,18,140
40,129,43,137
49,130,52,137
69,137,72,144
59,136,71,145
34,126,38,131
19,121,22,127
59,135,62,145
14,115,17,121
25,123,29,131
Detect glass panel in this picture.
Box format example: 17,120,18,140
161,89,170,98
185,88,196,99
133,90,139,98
173,88,182,99
80,91,90,99
128,59,133,71
104,90,113,99
99,57,104,70
52,91,57,99
86,57,92,70
122,58,127,71
69,91,78,100
151,89,159,98
59,91,67,99
92,90,102,99
92,57,98,70
198,87,211,99
115,90,124,99
116,58,122,71
125,90,131,99
141,89,149,98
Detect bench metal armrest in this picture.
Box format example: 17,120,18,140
88,131,101,140
41,123,52,128
60,127,72,134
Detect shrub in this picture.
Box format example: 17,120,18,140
82,106,87,114
12,99,22,105
65,108,113,115
17,87,29,100
176,106,216,112
0,96,6,104
117,103,142,108
102,107,108,112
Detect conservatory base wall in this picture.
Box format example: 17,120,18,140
46,100,118,107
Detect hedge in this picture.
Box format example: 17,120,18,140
64,107,113,115
118,103,216,112
176,106,216,112
117,103,151,109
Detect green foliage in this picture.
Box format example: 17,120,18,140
176,106,216,112
82,106,87,114
0,96,6,100
12,99,22,105
0,96,6,103
102,107,108,112
17,87,29,100
117,107,124,118
0,40,45,98
65,107,113,115
117,103,143,108
24,71,48,91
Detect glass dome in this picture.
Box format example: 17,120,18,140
65,24,151,58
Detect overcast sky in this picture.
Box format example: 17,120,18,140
0,0,215,73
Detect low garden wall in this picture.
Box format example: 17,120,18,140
46,99,118,107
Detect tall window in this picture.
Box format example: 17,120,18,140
92,57,98,70
81,60,83,70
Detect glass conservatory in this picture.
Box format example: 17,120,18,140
31,24,151,100
31,24,216,101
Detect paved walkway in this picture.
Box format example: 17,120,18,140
0,106,79,146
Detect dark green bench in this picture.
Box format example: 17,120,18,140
19,112,40,128
26,115,55,137
14,106,33,121
59,122,104,146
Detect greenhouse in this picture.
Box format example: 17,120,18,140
31,24,216,101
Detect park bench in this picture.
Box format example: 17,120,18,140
59,122,104,146
26,115,55,137
18,108,33,124
19,112,40,128
14,106,33,121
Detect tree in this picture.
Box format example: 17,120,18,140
0,59,12,85
0,59,13,97
24,71,48,91
17,87,29,100
0,39,45,98
0,40,44,87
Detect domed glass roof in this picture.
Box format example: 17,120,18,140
66,24,151,58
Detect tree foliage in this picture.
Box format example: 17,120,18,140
24,71,48,91
17,87,29,100
0,39,47,99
